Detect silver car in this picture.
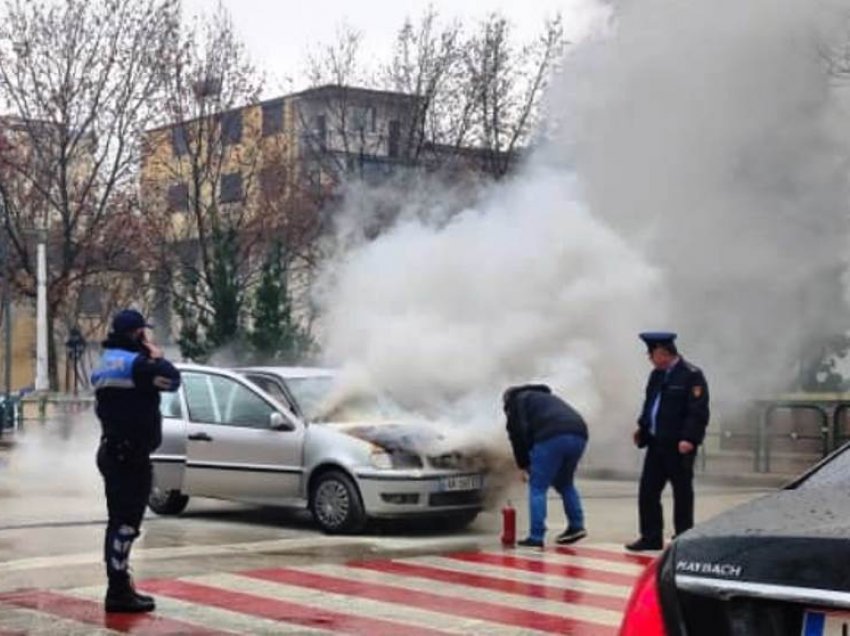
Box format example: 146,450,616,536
148,364,486,534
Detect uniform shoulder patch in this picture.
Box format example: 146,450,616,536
692,385,704,398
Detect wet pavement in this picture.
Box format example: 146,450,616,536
0,410,776,633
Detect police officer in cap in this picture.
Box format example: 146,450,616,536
626,332,709,552
91,309,181,612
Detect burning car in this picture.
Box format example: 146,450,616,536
619,442,850,636
148,364,486,533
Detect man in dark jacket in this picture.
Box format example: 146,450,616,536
503,384,589,548
626,332,709,552
90,309,181,612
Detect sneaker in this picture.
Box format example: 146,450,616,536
624,537,663,552
556,528,587,545
517,537,544,548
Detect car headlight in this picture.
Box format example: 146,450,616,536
368,445,423,469
369,447,394,469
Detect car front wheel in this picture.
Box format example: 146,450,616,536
148,486,189,515
310,470,366,534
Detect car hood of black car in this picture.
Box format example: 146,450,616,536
673,487,850,592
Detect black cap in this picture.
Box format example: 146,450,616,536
111,309,153,334
639,331,677,352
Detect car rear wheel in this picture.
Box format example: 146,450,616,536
148,486,189,515
310,470,366,534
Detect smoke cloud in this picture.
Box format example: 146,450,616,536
316,0,850,470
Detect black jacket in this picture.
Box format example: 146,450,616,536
637,357,709,446
504,385,588,469
90,334,181,453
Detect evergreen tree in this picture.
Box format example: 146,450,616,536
250,243,314,363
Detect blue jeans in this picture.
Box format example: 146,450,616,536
528,433,587,542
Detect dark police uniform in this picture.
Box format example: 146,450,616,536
90,310,180,612
634,335,709,548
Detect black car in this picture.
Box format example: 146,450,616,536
619,444,850,636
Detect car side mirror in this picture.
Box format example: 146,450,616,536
270,412,295,431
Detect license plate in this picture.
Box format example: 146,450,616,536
802,609,850,636
439,474,482,491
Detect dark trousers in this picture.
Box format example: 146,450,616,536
96,440,152,582
638,440,696,542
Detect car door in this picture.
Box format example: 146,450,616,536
182,370,305,504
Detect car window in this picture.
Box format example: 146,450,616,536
184,373,220,423
210,374,275,429
159,390,183,419
245,374,293,410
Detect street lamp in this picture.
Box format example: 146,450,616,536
34,223,47,392
64,327,86,396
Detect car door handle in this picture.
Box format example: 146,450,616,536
187,432,213,442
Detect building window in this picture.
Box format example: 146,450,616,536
315,114,327,150
350,105,376,133
79,286,102,315
220,172,243,203
262,101,283,136
167,182,189,210
259,166,286,198
388,120,400,158
219,111,242,145
172,124,189,156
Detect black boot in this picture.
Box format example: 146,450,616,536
105,575,155,613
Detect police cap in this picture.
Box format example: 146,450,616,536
112,309,153,334
639,331,677,352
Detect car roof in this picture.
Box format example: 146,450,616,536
236,366,336,379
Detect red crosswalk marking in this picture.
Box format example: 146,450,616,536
350,558,627,611
140,578,451,636
448,552,638,586
554,546,655,567
243,566,618,635
0,589,226,635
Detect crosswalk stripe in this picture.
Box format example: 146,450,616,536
448,551,638,587
517,551,646,575
0,602,116,635
299,562,624,626
349,558,627,611
140,578,451,636
554,546,656,567
184,572,542,636
415,556,633,597
242,565,619,635
0,590,226,635
0,544,643,635
66,585,334,635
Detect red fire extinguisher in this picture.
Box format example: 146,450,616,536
501,500,516,547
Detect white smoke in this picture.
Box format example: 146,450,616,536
316,0,850,470
563,0,850,407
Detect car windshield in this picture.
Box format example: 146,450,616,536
285,375,404,423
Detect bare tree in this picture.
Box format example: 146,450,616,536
455,13,565,177
143,3,268,359
0,0,179,387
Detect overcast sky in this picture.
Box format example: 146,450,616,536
183,0,607,96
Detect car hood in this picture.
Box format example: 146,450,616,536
673,487,850,592
324,420,487,471
329,421,445,453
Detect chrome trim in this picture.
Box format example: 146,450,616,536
186,461,303,475
150,454,185,464
676,575,850,608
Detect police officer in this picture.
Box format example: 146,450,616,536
91,309,181,612
626,332,709,552
503,384,589,548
